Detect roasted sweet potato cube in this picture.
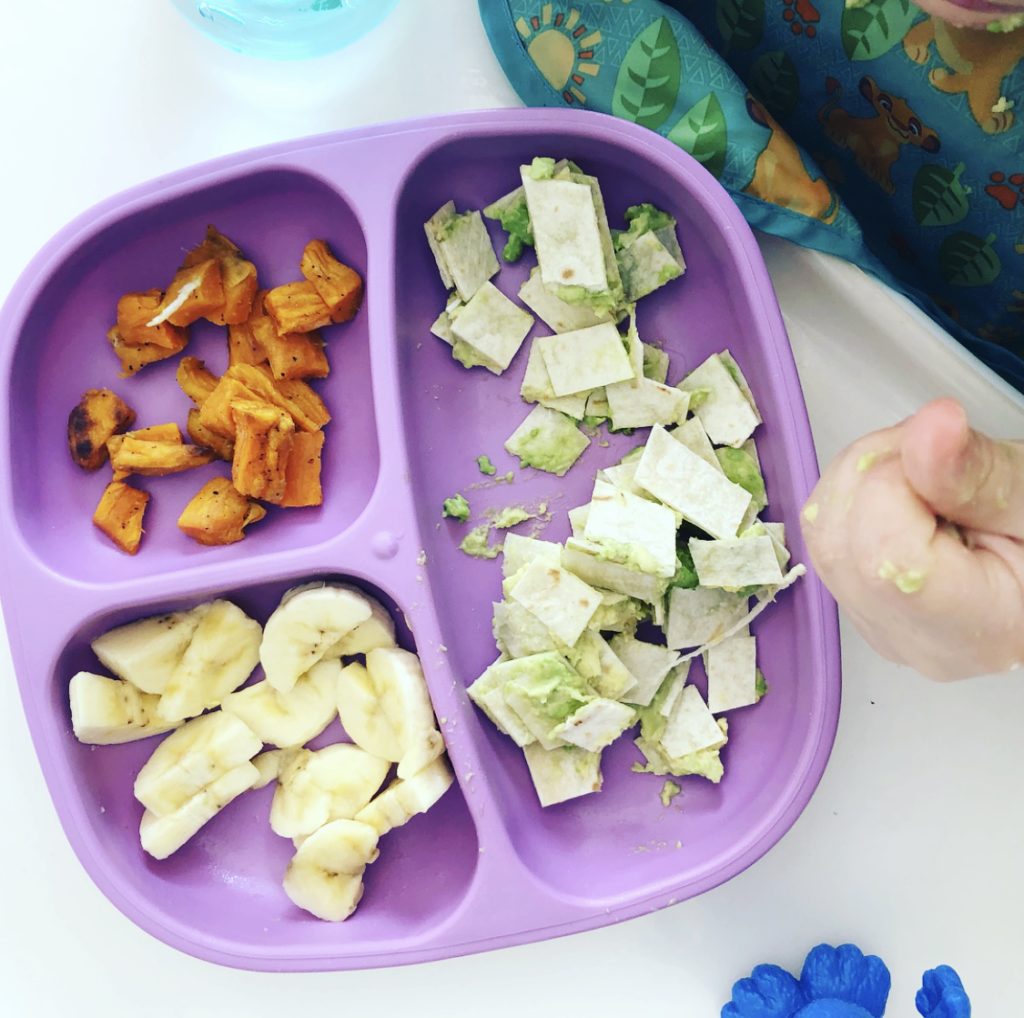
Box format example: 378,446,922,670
68,389,136,470
150,259,224,328
214,254,258,325
108,326,186,377
280,431,325,508
227,320,268,367
300,240,364,323
107,424,182,481
180,226,258,325
263,281,332,335
182,225,242,267
227,365,329,433
231,399,295,504
177,477,266,546
198,376,262,437
109,436,215,477
274,376,331,430
93,481,149,555
177,356,219,406
116,290,188,350
187,408,234,462
261,328,329,381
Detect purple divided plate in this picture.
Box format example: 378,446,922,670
0,109,840,971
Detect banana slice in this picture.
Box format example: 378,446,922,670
282,818,379,922
91,606,208,695
156,600,262,724
323,589,397,659
261,584,373,694
251,749,294,790
134,710,262,816
396,728,445,779
222,658,340,749
69,671,179,745
366,647,443,778
335,662,403,761
354,757,454,837
140,760,258,860
269,743,389,840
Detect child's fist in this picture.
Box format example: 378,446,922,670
801,398,1024,680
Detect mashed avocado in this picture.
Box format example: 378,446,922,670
670,545,700,590
660,779,682,808
460,523,501,559
476,454,497,475
491,506,532,529
442,493,470,521
716,447,766,506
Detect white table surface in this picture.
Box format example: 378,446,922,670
3,2,1023,1014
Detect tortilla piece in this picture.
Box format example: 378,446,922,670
520,340,589,419
657,663,690,719
679,352,761,448
567,168,624,306
617,229,684,302
689,535,785,589
449,281,533,375
505,405,590,476
562,537,669,605
492,600,559,660
567,505,590,539
508,560,602,648
425,203,499,301
536,322,634,397
635,425,751,540
518,267,604,334
643,343,670,384
606,377,689,430
610,633,682,708
660,686,725,759
670,416,722,470
522,743,602,807
706,635,758,713
502,533,562,578
665,586,750,650
551,698,636,752
521,170,607,294
583,479,678,579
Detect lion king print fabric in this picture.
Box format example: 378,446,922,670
479,0,1024,391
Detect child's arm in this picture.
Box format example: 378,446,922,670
801,398,1024,679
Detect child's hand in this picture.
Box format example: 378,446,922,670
914,1,1024,30
801,398,1024,680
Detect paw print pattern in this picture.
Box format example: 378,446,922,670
782,0,819,39
984,171,1024,211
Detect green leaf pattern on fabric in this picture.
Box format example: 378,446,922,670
913,163,971,228
940,232,1001,287
840,0,918,62
716,0,764,54
748,50,799,122
667,93,729,179
611,17,681,131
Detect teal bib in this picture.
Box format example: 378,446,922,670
480,0,1024,391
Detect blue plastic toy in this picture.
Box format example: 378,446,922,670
723,944,970,1018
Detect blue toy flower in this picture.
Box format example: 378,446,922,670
723,945,969,1018
800,944,890,1016
915,966,971,1018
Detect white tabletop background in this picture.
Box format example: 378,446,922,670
3,2,1023,1014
